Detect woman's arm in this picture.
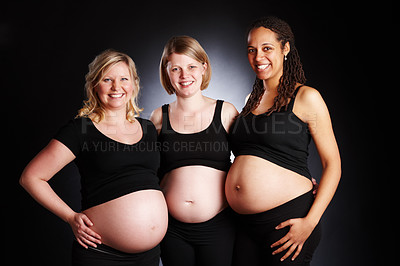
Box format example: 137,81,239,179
20,139,102,248
149,107,163,135
301,88,341,223
271,86,341,261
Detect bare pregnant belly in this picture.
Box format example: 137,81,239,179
83,190,168,253
162,166,228,223
225,155,312,214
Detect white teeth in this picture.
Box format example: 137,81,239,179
109,93,124,98
257,64,270,70
180,81,194,86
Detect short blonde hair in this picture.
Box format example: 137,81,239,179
160,36,212,95
77,49,143,123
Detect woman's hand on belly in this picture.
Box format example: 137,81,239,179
67,212,102,249
162,166,228,223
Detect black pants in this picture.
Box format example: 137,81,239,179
160,207,236,266
71,240,160,266
233,190,321,266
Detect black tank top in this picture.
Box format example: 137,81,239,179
230,86,312,179
158,100,231,178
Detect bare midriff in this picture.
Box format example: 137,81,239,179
225,155,312,215
83,190,168,253
161,165,228,223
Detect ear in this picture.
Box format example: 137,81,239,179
283,41,291,57
202,62,208,75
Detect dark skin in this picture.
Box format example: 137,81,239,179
247,26,341,261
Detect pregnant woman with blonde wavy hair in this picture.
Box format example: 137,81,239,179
20,49,168,266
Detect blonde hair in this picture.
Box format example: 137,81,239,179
160,36,212,95
77,49,143,123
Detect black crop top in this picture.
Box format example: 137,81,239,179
54,117,161,210
230,86,312,179
158,100,231,178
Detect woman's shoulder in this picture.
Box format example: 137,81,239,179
294,85,328,123
295,85,325,110
219,100,239,133
149,105,167,134
221,101,238,114
296,85,321,101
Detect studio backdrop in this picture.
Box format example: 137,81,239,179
4,1,378,265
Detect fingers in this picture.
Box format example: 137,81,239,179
271,220,292,249
311,178,319,196
271,234,289,248
76,237,88,249
270,219,301,262
270,217,314,261
275,219,292,230
291,244,303,261
81,214,94,227
83,216,102,241
272,239,291,255
271,240,303,261
70,213,102,249
77,226,102,248
279,243,297,261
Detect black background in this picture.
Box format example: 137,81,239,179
3,0,384,265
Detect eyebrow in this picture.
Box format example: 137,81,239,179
247,42,275,48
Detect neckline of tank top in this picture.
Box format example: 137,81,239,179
85,117,145,146
250,85,305,117
165,100,226,136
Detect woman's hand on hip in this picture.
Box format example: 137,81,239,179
270,217,316,261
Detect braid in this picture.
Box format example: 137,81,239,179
240,17,306,116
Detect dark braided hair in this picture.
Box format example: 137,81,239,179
241,16,306,116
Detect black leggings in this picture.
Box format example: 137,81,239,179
160,207,236,266
233,190,321,266
71,240,160,266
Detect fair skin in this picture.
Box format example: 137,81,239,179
226,27,341,261
20,62,168,252
150,53,238,223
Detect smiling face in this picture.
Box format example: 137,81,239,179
166,53,207,98
247,27,290,83
96,62,134,111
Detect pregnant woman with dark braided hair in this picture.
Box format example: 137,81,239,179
226,16,341,266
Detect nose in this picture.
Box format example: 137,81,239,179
180,69,189,79
255,49,265,62
111,80,120,91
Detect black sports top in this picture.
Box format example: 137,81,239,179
158,100,231,178
54,117,161,210
230,86,312,179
